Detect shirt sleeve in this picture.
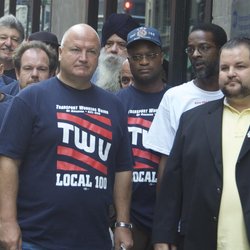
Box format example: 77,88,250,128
0,96,33,159
143,93,175,155
114,99,134,172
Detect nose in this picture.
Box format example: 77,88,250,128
79,51,88,61
191,48,202,57
110,43,119,54
228,67,237,78
4,37,12,47
192,49,201,57
31,68,39,78
139,56,150,64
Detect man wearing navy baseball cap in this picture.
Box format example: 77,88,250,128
116,26,170,250
126,26,162,48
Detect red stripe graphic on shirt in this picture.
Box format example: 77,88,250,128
86,113,111,126
57,145,107,175
134,161,154,170
57,112,112,140
57,160,87,172
128,117,151,129
132,148,160,164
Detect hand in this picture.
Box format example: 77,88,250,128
114,227,133,250
0,220,22,250
154,243,177,250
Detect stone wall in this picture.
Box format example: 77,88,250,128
212,0,232,38
51,0,88,42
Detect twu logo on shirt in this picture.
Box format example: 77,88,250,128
56,112,112,175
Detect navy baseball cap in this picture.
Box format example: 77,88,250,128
127,27,162,48
28,31,60,48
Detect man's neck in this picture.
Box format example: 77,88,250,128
194,76,220,91
226,96,250,112
57,73,92,90
3,61,14,71
133,79,165,93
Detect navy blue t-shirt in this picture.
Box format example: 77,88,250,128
0,75,19,96
116,85,169,232
0,93,13,126
0,77,133,250
4,68,16,80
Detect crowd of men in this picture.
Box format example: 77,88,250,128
0,11,250,250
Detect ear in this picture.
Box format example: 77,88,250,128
160,51,164,64
14,68,20,81
58,46,62,61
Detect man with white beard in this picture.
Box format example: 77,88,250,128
95,13,139,92
96,48,125,92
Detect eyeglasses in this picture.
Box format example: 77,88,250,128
185,44,215,55
129,52,160,62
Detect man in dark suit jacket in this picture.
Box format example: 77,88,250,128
152,37,250,250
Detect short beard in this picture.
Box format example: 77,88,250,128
221,85,250,99
194,60,219,80
96,48,126,92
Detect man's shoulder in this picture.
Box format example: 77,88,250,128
0,78,19,96
93,83,120,96
17,78,57,99
116,85,133,97
92,84,124,106
163,80,194,96
183,98,224,117
1,74,17,85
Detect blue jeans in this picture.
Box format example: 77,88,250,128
22,241,47,250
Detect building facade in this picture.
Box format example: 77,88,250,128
1,0,250,85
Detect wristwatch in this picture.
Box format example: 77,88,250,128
115,221,133,230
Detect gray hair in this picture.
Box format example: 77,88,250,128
0,14,25,42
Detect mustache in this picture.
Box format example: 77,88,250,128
191,59,205,66
224,79,241,84
1,46,14,52
98,48,125,66
100,53,124,65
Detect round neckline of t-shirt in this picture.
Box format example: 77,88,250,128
56,76,93,92
191,80,222,94
130,84,167,95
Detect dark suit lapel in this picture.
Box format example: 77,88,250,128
238,126,250,160
204,101,224,176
